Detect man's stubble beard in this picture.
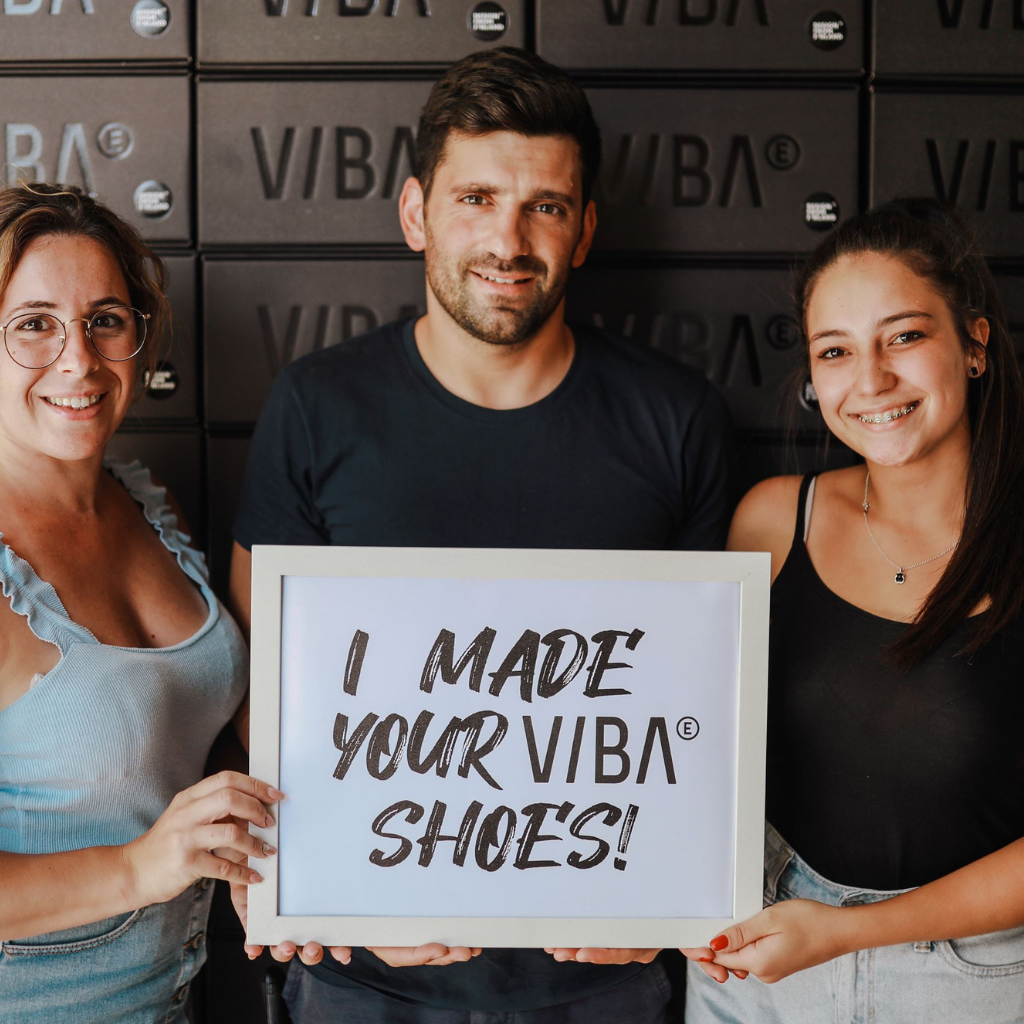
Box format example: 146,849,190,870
424,224,572,348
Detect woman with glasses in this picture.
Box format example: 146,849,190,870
682,199,1024,1022
0,184,275,1023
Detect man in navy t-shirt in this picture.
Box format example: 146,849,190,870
229,46,732,1024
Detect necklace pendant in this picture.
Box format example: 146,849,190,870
894,571,907,585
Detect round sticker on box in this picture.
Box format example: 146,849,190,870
97,123,134,161
144,361,179,400
134,180,173,219
131,0,170,38
810,11,846,50
804,192,840,232
469,2,508,41
799,378,820,412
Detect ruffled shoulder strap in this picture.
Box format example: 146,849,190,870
104,458,212,592
0,535,96,651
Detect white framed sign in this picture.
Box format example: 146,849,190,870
247,546,769,949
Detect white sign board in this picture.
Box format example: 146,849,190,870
248,546,769,949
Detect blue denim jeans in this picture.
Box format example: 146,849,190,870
283,957,672,1024
0,878,213,1024
686,822,1024,1024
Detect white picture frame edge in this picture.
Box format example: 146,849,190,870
246,545,770,949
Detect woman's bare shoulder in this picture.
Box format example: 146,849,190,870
814,464,865,503
729,475,803,550
728,475,804,580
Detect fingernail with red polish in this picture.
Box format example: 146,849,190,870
698,957,714,963
710,936,728,952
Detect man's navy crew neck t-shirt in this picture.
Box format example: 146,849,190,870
234,318,733,1011
235,318,731,555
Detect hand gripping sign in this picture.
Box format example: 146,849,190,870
247,546,769,949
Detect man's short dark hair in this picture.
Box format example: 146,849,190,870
416,47,602,205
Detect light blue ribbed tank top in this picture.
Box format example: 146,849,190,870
0,458,249,855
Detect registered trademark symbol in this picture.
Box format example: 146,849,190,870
97,123,134,161
766,314,800,350
676,717,700,741
765,135,800,171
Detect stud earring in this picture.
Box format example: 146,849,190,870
969,366,980,378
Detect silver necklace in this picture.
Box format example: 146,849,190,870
861,471,958,585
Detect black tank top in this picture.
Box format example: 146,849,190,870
766,475,1024,891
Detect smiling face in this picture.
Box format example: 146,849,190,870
0,233,138,464
416,130,595,347
806,252,986,469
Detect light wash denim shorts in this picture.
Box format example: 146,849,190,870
0,878,213,1024
686,822,1024,1024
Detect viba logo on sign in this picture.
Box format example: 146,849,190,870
257,302,422,378
264,0,432,16
925,136,1024,213
5,122,99,194
599,0,769,26
134,179,172,218
809,10,846,50
1,1,94,14
250,125,416,202
130,0,169,37
804,192,839,231
469,1,508,40
597,131,803,210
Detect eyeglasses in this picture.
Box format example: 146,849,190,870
2,306,150,369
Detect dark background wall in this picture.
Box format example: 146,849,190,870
3,1,1021,1019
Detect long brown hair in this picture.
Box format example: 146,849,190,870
0,182,170,383
794,198,1024,665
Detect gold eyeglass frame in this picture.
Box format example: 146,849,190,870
2,306,151,369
